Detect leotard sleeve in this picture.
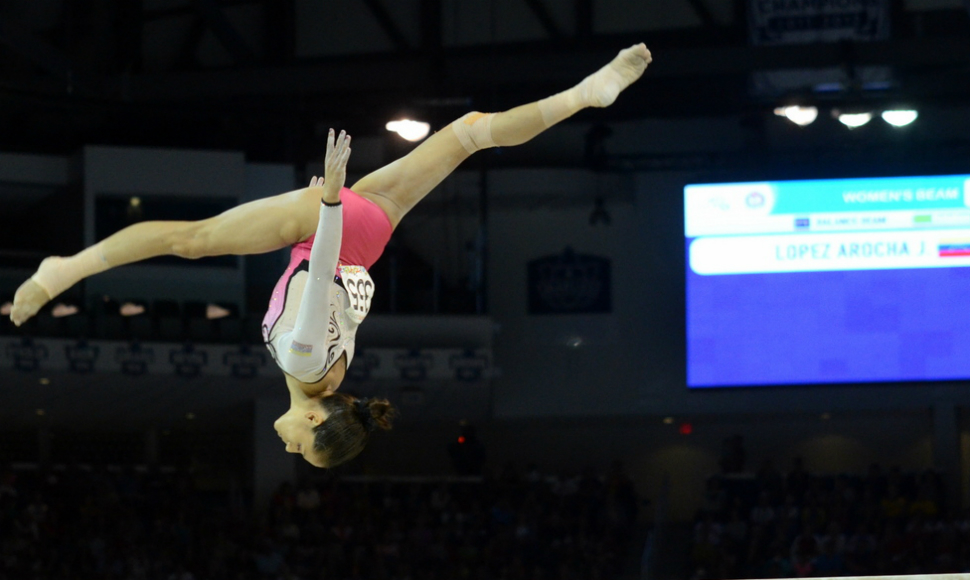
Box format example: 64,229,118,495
273,201,343,382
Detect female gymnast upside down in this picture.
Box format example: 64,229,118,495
9,43,652,468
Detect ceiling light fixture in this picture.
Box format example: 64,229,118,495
386,119,431,142
881,109,918,127
774,105,818,127
837,112,873,129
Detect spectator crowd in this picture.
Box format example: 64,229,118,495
690,458,970,578
0,461,640,580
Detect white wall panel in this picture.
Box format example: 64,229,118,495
0,152,72,185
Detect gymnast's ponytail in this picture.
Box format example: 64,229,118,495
312,393,395,468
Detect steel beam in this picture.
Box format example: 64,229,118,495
361,0,411,51
0,17,76,83
175,18,209,69
686,0,719,28
191,0,258,66
144,0,259,21
523,0,563,41
115,36,970,101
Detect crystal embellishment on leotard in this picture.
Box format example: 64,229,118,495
289,340,313,357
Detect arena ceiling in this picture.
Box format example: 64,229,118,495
0,0,969,164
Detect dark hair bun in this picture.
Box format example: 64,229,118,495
365,398,395,431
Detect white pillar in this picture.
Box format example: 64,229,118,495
253,397,295,513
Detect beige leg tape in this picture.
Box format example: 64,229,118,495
451,112,497,154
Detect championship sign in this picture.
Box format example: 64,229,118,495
749,0,891,45
528,247,612,315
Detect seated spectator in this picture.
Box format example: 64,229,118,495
882,484,909,521
789,522,820,572
786,457,811,500
295,482,321,515
749,491,776,527
909,475,940,518
758,545,794,579
692,512,724,576
702,476,728,518
814,537,846,576
817,520,847,556
755,458,784,502
845,521,878,574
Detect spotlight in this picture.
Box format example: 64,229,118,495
881,109,918,127
386,119,431,142
774,105,818,127
837,112,873,129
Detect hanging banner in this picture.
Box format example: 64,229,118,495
528,247,612,315
749,0,891,45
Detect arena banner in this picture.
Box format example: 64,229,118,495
0,337,492,383
528,247,612,315
748,0,891,45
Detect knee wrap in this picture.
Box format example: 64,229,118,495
451,112,496,154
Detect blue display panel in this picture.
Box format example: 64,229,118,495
685,175,970,388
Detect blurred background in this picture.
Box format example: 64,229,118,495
2,0,970,578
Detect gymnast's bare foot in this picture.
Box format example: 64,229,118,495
10,261,55,326
582,43,652,108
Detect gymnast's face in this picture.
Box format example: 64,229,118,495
274,406,328,467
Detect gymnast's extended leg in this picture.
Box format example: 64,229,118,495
9,186,325,326
351,43,651,228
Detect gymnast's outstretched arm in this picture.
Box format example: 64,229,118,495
271,130,352,382
10,178,324,326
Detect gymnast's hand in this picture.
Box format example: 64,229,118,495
321,128,351,205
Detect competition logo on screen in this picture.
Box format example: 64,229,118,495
746,191,766,208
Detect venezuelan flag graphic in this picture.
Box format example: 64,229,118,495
938,240,970,257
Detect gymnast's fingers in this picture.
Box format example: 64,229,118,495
325,129,335,163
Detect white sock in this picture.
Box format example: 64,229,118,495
537,44,649,127
31,243,110,300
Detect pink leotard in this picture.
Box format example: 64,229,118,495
261,188,392,382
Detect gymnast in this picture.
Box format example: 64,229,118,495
9,44,652,468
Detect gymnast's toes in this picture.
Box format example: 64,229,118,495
10,278,50,326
